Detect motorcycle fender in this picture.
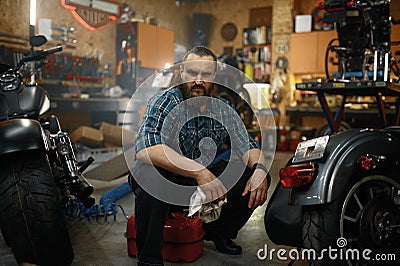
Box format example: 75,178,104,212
264,182,303,247
0,119,47,155
289,128,400,206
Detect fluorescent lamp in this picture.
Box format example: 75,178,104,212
30,0,36,26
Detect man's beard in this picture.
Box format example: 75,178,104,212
181,83,212,100
181,83,212,109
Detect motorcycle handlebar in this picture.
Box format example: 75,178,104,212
42,46,63,56
16,46,62,70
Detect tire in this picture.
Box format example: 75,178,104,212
235,100,254,129
325,39,342,81
217,89,254,129
235,87,254,128
302,175,400,265
314,121,351,137
0,151,74,265
302,202,345,266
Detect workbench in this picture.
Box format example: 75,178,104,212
48,97,141,131
295,80,400,134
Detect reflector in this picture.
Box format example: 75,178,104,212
346,0,356,8
357,154,386,171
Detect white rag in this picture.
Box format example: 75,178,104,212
188,187,227,223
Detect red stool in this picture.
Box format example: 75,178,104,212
126,212,204,262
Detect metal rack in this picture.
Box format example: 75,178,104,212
295,80,400,134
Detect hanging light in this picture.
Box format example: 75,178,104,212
30,0,36,37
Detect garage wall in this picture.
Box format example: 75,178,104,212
0,0,194,82
0,0,293,123
2,0,395,103
0,0,282,63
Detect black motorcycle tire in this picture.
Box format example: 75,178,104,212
0,151,74,266
302,202,345,266
302,175,400,266
217,89,255,129
314,121,352,137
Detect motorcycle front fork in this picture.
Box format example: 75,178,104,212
44,115,95,207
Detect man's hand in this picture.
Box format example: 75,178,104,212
195,169,227,203
242,169,268,210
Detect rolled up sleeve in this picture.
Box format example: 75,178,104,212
135,90,180,153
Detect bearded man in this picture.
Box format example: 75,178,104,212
129,46,270,266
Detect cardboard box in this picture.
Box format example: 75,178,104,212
98,122,136,147
84,147,132,181
69,126,104,147
75,147,122,164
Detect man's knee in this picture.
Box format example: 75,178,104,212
129,163,158,194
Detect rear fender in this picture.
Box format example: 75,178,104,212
289,128,400,205
0,119,47,155
264,182,303,247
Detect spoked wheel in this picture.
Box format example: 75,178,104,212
340,176,400,261
302,175,400,266
325,39,341,81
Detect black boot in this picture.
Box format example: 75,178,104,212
204,230,242,255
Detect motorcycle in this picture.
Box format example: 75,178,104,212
265,1,400,265
265,128,400,264
0,35,95,265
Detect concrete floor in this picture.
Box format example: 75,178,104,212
0,152,308,266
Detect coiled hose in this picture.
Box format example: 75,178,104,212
65,182,132,222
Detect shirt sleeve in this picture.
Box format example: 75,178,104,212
135,91,178,153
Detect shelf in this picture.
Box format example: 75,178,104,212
287,106,397,116
296,80,400,96
243,43,271,48
239,44,271,83
49,97,131,112
295,80,400,133
39,79,104,88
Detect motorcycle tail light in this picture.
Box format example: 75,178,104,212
357,154,386,171
346,0,355,8
279,163,316,188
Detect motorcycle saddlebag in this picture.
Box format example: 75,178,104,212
264,182,303,247
126,212,204,262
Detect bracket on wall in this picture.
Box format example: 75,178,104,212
62,0,121,30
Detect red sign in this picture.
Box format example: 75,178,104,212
62,0,121,30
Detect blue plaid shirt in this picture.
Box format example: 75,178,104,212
135,87,260,165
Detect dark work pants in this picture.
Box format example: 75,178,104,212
129,160,254,266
